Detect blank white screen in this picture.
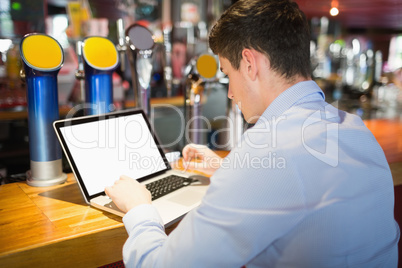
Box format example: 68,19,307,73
60,113,167,196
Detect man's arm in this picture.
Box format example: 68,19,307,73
105,147,306,267
105,142,223,212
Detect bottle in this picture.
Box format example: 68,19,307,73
6,42,21,90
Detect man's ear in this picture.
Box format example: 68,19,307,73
241,48,257,81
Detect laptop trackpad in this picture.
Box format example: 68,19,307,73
168,190,204,207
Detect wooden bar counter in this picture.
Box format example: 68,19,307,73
0,153,221,268
0,173,128,267
0,119,400,267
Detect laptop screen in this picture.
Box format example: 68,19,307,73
54,109,170,199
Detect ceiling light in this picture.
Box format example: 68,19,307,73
330,7,339,16
330,0,339,16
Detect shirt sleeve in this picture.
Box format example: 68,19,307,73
122,204,168,266
121,147,307,267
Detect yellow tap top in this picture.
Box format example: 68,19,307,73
196,54,218,79
83,37,118,70
21,34,63,71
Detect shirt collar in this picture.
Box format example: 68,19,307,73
258,80,325,122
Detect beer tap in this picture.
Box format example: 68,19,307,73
184,53,218,144
75,40,85,103
20,33,67,186
163,24,173,97
125,23,155,117
76,36,119,115
116,18,127,73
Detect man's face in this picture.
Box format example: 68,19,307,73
219,56,261,124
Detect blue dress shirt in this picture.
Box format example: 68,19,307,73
122,80,400,267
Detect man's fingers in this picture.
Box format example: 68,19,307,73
106,175,135,196
120,175,133,181
182,144,209,161
183,149,205,161
183,146,196,161
105,186,113,198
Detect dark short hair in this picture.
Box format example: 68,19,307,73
209,0,311,80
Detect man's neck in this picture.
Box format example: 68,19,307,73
261,73,311,109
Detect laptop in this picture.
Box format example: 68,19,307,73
53,108,209,226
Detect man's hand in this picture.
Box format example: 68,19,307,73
182,143,223,177
105,175,152,213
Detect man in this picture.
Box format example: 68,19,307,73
105,0,400,267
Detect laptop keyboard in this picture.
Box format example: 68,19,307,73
145,175,193,201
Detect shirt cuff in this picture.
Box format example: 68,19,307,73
122,204,164,235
